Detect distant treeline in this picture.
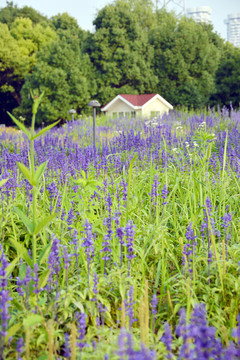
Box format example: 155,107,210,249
0,0,240,125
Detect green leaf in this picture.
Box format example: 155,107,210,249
7,112,30,139
23,314,43,328
17,162,36,186
9,238,33,268
38,243,51,265
39,269,51,289
6,256,19,276
33,213,57,235
12,206,35,235
35,161,48,184
0,178,8,187
5,323,22,342
32,120,60,140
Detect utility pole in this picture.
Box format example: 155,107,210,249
156,0,186,15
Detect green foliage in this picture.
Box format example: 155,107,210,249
0,1,48,25
210,43,240,108
149,11,223,108
8,93,58,263
86,0,158,105
0,0,239,125
16,14,96,125
0,16,56,124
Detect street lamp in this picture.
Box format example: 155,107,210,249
88,100,101,151
69,109,76,121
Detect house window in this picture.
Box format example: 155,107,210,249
131,111,136,118
119,112,124,119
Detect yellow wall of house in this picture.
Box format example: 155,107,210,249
103,97,171,118
107,99,133,114
142,98,170,117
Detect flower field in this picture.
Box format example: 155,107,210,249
0,104,240,359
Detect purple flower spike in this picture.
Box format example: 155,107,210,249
76,312,87,351
82,219,95,285
125,221,136,276
162,184,169,206
150,175,159,206
183,222,197,276
0,245,11,357
63,333,71,359
151,294,158,333
125,286,137,330
160,322,173,359
16,338,24,360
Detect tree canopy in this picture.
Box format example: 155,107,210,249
16,14,96,125
149,11,223,108
0,0,239,125
85,0,158,105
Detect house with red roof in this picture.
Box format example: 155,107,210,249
101,93,173,119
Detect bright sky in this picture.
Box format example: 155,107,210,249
1,0,240,40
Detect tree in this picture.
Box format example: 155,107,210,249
0,1,48,25
149,11,223,108
0,17,56,124
210,43,240,108
85,0,158,105
17,14,96,125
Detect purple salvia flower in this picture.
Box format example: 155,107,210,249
150,175,159,207
116,227,125,266
91,273,100,326
92,272,98,302
76,312,87,351
189,303,223,359
232,314,240,358
125,286,136,330
183,222,197,276
151,294,158,334
16,277,24,297
101,194,113,274
48,236,61,294
98,303,107,327
116,328,127,360
176,308,193,359
121,179,128,207
23,265,31,309
70,229,79,281
160,322,173,359
67,206,75,230
125,221,136,276
0,245,11,357
82,219,94,285
162,184,169,206
62,245,71,291
63,333,71,359
16,338,24,360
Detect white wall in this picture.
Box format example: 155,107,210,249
143,98,171,117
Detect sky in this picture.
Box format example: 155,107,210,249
1,0,240,40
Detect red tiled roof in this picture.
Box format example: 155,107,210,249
119,94,157,106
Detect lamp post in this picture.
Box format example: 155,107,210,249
69,109,76,121
88,100,101,151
